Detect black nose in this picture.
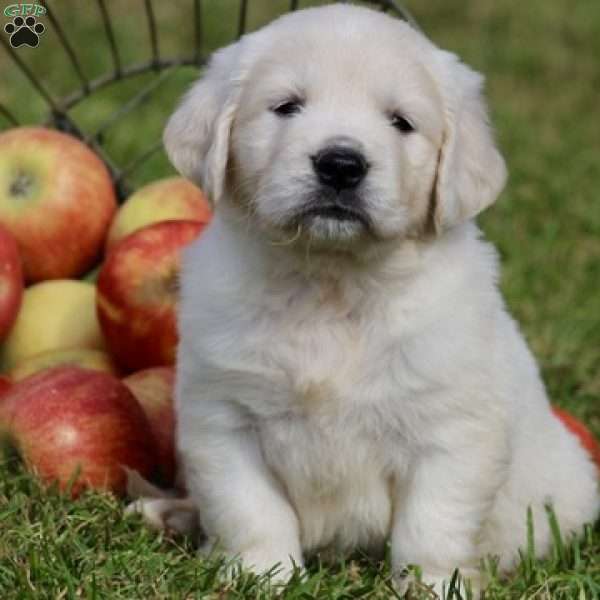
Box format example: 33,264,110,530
312,146,369,191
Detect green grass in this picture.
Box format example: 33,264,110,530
1,462,599,599
1,0,600,598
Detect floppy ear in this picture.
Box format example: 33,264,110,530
430,51,507,231
163,43,244,205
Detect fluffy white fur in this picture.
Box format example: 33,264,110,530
137,5,599,597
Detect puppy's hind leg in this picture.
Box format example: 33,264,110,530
126,497,200,535
124,467,200,536
480,413,600,572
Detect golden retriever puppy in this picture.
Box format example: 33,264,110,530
137,5,599,597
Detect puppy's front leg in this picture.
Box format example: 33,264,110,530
391,421,508,598
183,425,302,581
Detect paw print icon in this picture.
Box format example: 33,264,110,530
4,16,45,48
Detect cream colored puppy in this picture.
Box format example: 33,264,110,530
154,4,598,596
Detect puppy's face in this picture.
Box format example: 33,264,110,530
165,6,507,253
231,26,444,247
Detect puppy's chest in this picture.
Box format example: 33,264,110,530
277,327,362,414
248,287,407,456
258,294,387,417
222,275,422,427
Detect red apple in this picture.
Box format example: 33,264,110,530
0,366,157,496
0,375,13,426
0,375,11,396
105,177,212,251
553,407,600,470
0,127,117,282
0,375,13,435
123,366,176,486
97,220,204,372
0,223,23,339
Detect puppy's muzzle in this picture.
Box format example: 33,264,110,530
311,145,369,192
289,138,375,235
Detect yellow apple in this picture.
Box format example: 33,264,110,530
105,177,212,251
9,348,118,382
0,280,105,370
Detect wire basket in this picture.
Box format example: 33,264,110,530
0,0,415,201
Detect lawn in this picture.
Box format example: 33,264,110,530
1,0,599,598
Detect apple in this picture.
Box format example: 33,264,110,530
0,366,156,496
0,127,117,282
0,375,13,436
105,176,211,251
553,407,600,470
0,223,23,340
0,378,12,439
9,348,118,382
97,220,204,372
0,375,11,397
123,366,176,486
0,280,105,370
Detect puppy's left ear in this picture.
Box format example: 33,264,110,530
431,51,507,231
163,42,246,205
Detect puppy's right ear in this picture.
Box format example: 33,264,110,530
163,43,243,205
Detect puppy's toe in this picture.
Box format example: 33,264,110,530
392,568,482,599
125,497,199,535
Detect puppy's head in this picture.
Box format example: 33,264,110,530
164,5,506,252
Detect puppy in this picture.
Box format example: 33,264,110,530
151,4,599,596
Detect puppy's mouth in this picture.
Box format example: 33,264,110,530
289,202,373,233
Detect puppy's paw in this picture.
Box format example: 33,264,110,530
125,497,199,535
199,537,302,585
243,549,301,584
393,567,482,599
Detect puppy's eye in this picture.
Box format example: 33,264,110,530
271,99,303,117
390,113,415,134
